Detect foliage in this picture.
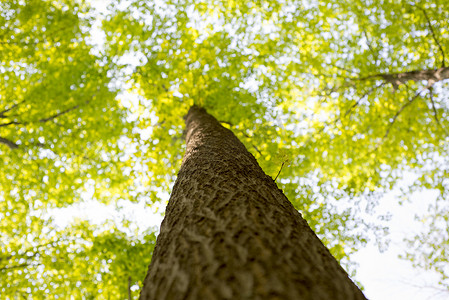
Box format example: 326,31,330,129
0,0,134,208
1,220,156,299
0,0,156,297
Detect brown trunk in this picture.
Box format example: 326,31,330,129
140,105,367,300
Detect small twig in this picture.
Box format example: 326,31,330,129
333,65,359,75
370,90,423,154
0,100,25,118
274,161,286,182
0,136,18,149
0,263,30,271
39,103,83,123
0,121,22,127
0,263,41,271
362,30,380,66
219,120,263,156
128,276,132,300
219,120,232,126
301,83,384,149
382,91,421,140
418,6,446,67
428,87,448,135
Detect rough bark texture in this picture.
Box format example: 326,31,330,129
140,105,367,300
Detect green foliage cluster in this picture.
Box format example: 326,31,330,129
1,220,155,299
1,0,156,298
1,0,448,297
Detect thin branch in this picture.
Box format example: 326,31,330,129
0,263,30,271
0,121,22,127
369,90,423,154
428,87,448,135
251,144,263,156
219,120,232,126
2,100,88,129
0,100,25,118
362,30,380,66
0,136,18,149
274,161,286,182
418,6,446,67
382,90,422,141
301,83,384,149
0,239,61,264
128,276,132,300
333,65,360,76
39,104,81,123
0,263,41,271
219,120,263,156
344,83,386,119
242,133,263,156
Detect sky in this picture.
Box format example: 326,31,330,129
352,186,447,300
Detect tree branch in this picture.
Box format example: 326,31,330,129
357,67,449,88
0,121,22,127
219,120,263,156
0,263,32,271
417,6,446,67
428,88,448,135
274,161,285,182
332,65,360,76
302,82,384,148
0,136,18,149
39,104,81,123
128,276,132,300
383,91,421,140
370,90,423,154
0,100,25,118
0,239,60,263
0,262,43,272
362,30,380,66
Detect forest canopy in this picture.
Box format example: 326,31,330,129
1,0,448,298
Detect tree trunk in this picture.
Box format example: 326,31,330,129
140,105,367,300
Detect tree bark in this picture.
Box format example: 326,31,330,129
140,105,367,300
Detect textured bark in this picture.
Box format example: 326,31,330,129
140,105,367,300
